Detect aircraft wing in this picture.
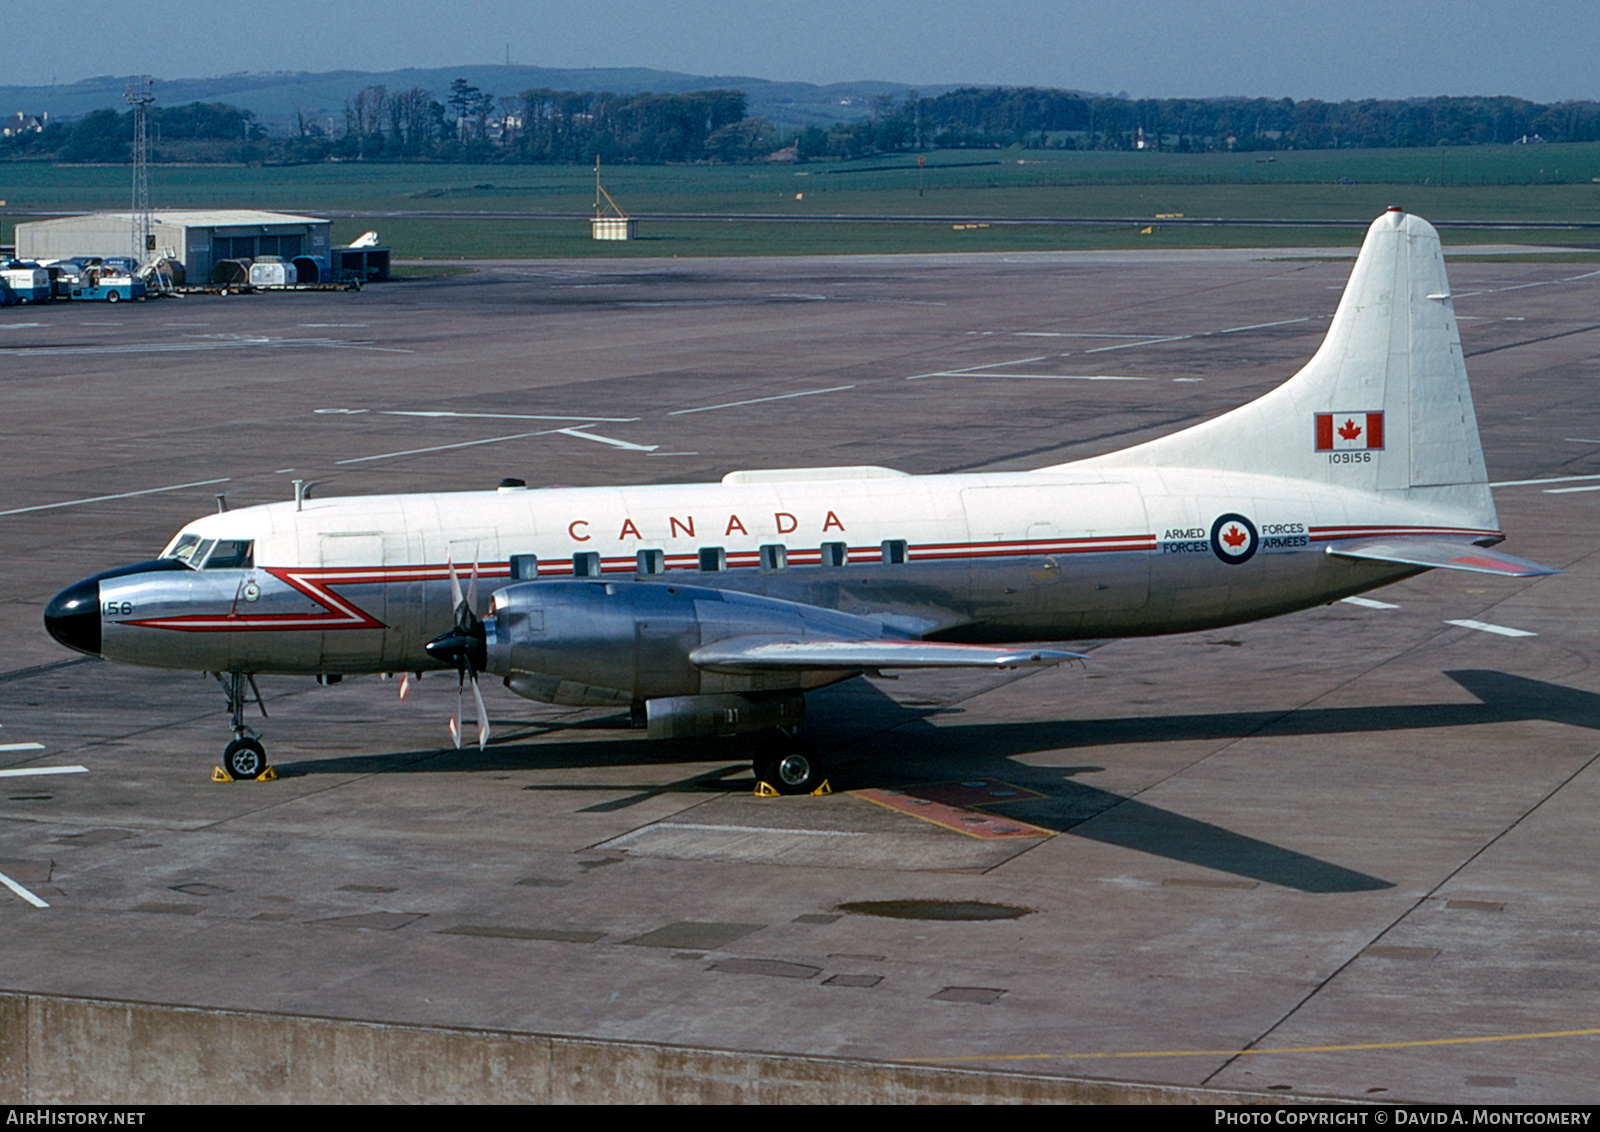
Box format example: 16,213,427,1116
689,636,1084,674
1325,538,1559,577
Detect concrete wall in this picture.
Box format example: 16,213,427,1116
0,991,1307,1104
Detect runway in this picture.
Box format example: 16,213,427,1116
1,244,1597,1102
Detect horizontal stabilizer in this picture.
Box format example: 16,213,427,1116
1325,538,1559,577
689,636,1084,673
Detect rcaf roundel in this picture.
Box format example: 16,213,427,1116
1210,513,1258,565
1315,411,1384,451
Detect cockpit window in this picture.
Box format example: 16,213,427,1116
160,535,254,569
200,540,254,569
163,534,204,565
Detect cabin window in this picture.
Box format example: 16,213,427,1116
821,542,847,567
572,552,602,577
637,549,665,575
699,547,726,572
200,540,254,569
510,554,539,580
759,544,788,572
881,540,907,565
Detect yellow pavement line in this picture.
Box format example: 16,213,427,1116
900,1027,1600,1064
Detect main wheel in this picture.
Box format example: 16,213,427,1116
753,734,824,796
223,737,266,780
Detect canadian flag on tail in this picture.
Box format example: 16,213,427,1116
1315,411,1384,452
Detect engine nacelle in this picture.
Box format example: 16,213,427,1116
485,579,883,707
643,691,805,740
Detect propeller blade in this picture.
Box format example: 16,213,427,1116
467,555,480,617
447,554,464,613
399,671,411,701
471,677,489,751
448,713,462,749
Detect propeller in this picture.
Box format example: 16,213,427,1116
424,555,490,750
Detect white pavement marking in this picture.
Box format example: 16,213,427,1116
945,373,1150,381
0,743,47,753
1014,332,1165,339
1564,438,1600,444
1453,269,1600,298
1342,596,1399,609
0,478,231,517
907,356,1051,380
1084,335,1192,353
1217,317,1313,334
337,424,661,464
1083,316,1310,354
383,410,640,423
0,871,47,909
1445,619,1537,638
669,385,856,415
2,335,412,356
1544,485,1600,494
0,766,87,777
336,431,559,464
1490,474,1600,488
555,428,659,452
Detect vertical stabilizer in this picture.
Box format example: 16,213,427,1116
1061,209,1495,526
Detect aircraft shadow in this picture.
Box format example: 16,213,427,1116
268,670,1594,894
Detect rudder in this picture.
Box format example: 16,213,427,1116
1058,208,1494,525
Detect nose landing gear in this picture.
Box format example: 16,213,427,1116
213,671,276,782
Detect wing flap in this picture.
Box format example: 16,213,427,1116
1325,538,1558,577
689,636,1084,673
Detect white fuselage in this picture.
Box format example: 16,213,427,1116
93,463,1491,678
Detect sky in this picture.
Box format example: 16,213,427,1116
8,0,1597,103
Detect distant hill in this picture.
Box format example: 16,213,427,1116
0,66,959,133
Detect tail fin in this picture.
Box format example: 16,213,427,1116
1063,208,1495,527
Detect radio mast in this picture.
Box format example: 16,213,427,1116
126,76,154,266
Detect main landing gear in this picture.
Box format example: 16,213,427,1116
752,730,831,797
213,671,276,782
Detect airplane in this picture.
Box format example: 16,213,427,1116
43,208,1558,793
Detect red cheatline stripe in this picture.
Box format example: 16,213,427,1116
1310,525,1501,542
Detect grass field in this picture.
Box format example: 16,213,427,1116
4,143,1597,258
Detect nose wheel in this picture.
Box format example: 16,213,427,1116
753,732,830,796
213,671,275,781
222,737,267,780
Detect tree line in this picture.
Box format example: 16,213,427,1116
4,84,1597,165
821,89,1600,155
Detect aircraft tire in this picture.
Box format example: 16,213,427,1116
754,735,824,796
223,737,266,780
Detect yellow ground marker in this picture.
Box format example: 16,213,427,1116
900,1026,1600,1064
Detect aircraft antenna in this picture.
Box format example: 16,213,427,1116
126,76,155,269
594,155,626,219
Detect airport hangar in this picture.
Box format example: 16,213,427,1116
14,209,333,278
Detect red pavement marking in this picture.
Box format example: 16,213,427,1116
854,781,1053,840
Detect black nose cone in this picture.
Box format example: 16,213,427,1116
45,578,100,656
